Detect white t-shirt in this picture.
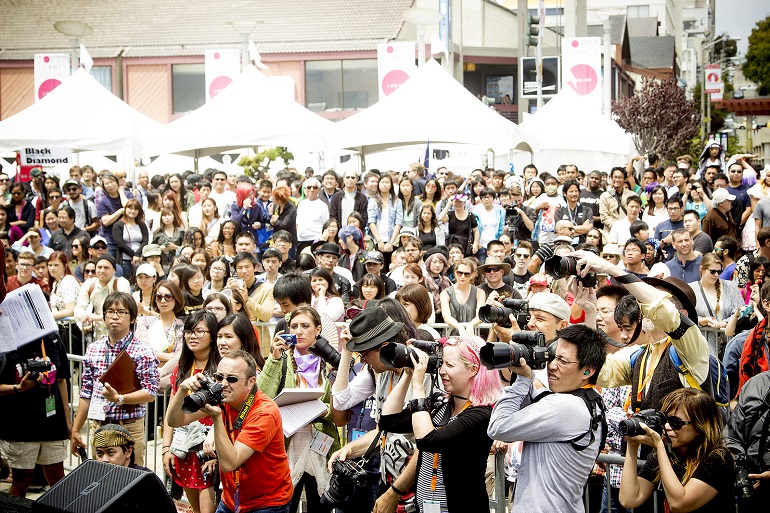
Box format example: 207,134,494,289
608,218,632,245
340,190,356,224
209,189,236,217
296,198,330,241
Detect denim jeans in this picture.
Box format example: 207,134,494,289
215,499,290,513
600,480,629,513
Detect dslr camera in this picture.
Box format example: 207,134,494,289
17,357,52,380
308,337,342,369
182,376,224,414
733,453,760,500
544,255,597,288
320,459,368,509
479,331,556,370
618,409,667,437
379,341,443,373
479,298,530,328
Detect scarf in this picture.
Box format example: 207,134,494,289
738,317,769,394
293,348,321,388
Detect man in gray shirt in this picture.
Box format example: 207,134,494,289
487,324,607,513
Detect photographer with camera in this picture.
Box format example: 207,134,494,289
502,188,536,245
378,336,502,512
167,350,293,513
727,370,770,510
0,333,71,497
487,324,607,513
619,388,734,512
329,307,435,513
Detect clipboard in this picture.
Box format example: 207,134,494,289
98,350,141,394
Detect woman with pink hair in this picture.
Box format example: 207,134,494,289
230,182,267,240
380,335,502,512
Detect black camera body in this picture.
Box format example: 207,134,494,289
733,453,759,500
195,449,217,463
182,377,224,414
19,358,52,380
479,331,556,370
320,459,368,509
479,298,530,328
308,337,342,369
544,255,597,288
379,341,442,373
618,409,667,437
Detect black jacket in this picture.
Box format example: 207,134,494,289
112,220,149,262
727,370,770,471
329,189,369,227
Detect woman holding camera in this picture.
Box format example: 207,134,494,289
264,306,340,513
619,388,734,513
162,310,220,513
379,335,502,513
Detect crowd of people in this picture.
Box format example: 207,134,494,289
0,148,769,513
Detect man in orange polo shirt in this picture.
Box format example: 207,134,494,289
167,350,292,513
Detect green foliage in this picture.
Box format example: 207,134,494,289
238,147,295,178
612,78,700,161
713,33,738,60
743,16,770,95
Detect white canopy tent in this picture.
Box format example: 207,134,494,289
514,88,636,173
327,59,530,155
0,68,161,158
143,65,333,158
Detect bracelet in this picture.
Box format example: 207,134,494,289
390,483,407,496
162,449,170,455
162,445,171,448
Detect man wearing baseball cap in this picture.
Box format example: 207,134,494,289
62,179,98,234
353,250,396,296
141,243,165,278
489,291,570,347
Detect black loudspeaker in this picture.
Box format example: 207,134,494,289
32,460,175,513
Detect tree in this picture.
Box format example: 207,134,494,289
612,77,700,161
743,16,770,95
238,147,294,178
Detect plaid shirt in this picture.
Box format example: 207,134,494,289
602,385,631,488
80,331,160,421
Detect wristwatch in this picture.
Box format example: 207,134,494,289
117,395,124,406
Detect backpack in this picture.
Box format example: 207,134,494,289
630,343,730,418
532,386,607,453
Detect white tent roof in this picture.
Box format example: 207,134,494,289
144,65,333,158
327,59,529,154
0,68,161,157
516,89,636,171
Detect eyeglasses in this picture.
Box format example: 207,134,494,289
305,185,319,190
84,269,96,275
212,373,243,384
514,253,530,258
552,355,579,366
455,270,471,277
206,306,226,313
484,267,502,273
666,415,692,430
183,329,210,338
17,263,33,268
105,309,130,317
706,269,723,275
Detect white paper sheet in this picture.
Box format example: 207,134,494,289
0,283,58,354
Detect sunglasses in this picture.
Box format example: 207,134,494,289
514,253,530,258
706,269,723,275
666,415,692,430
455,270,471,277
155,293,174,302
66,187,79,192
84,269,96,275
71,244,81,248
484,267,502,273
49,195,61,199
305,185,319,190
213,373,243,384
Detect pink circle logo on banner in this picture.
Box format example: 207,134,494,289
38,79,62,99
566,64,598,96
44,56,51,63
214,52,221,59
387,46,394,53
209,76,233,98
381,69,409,96
571,40,579,48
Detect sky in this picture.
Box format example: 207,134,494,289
715,0,769,57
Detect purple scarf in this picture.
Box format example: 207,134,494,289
293,349,321,388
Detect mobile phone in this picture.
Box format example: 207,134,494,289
279,334,297,346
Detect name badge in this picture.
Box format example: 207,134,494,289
351,429,367,441
423,500,441,513
309,429,334,457
87,397,107,421
45,395,56,418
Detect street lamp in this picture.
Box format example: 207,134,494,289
700,34,740,137
54,20,93,74
403,8,441,67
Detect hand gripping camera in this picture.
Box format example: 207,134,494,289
479,298,530,328
379,341,443,373
17,357,53,380
182,376,224,414
544,255,597,288
320,459,368,509
479,331,556,370
733,453,760,500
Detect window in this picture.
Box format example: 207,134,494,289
90,66,112,92
172,64,205,114
627,5,650,18
305,59,377,110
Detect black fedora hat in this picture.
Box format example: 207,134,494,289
346,308,404,352
314,242,341,258
642,276,697,321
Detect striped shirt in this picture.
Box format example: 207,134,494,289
80,331,160,421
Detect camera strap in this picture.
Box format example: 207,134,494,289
233,385,257,431
362,429,382,464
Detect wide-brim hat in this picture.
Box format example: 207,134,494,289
314,242,341,258
346,307,404,352
642,276,697,320
478,257,511,275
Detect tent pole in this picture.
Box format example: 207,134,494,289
194,149,199,173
